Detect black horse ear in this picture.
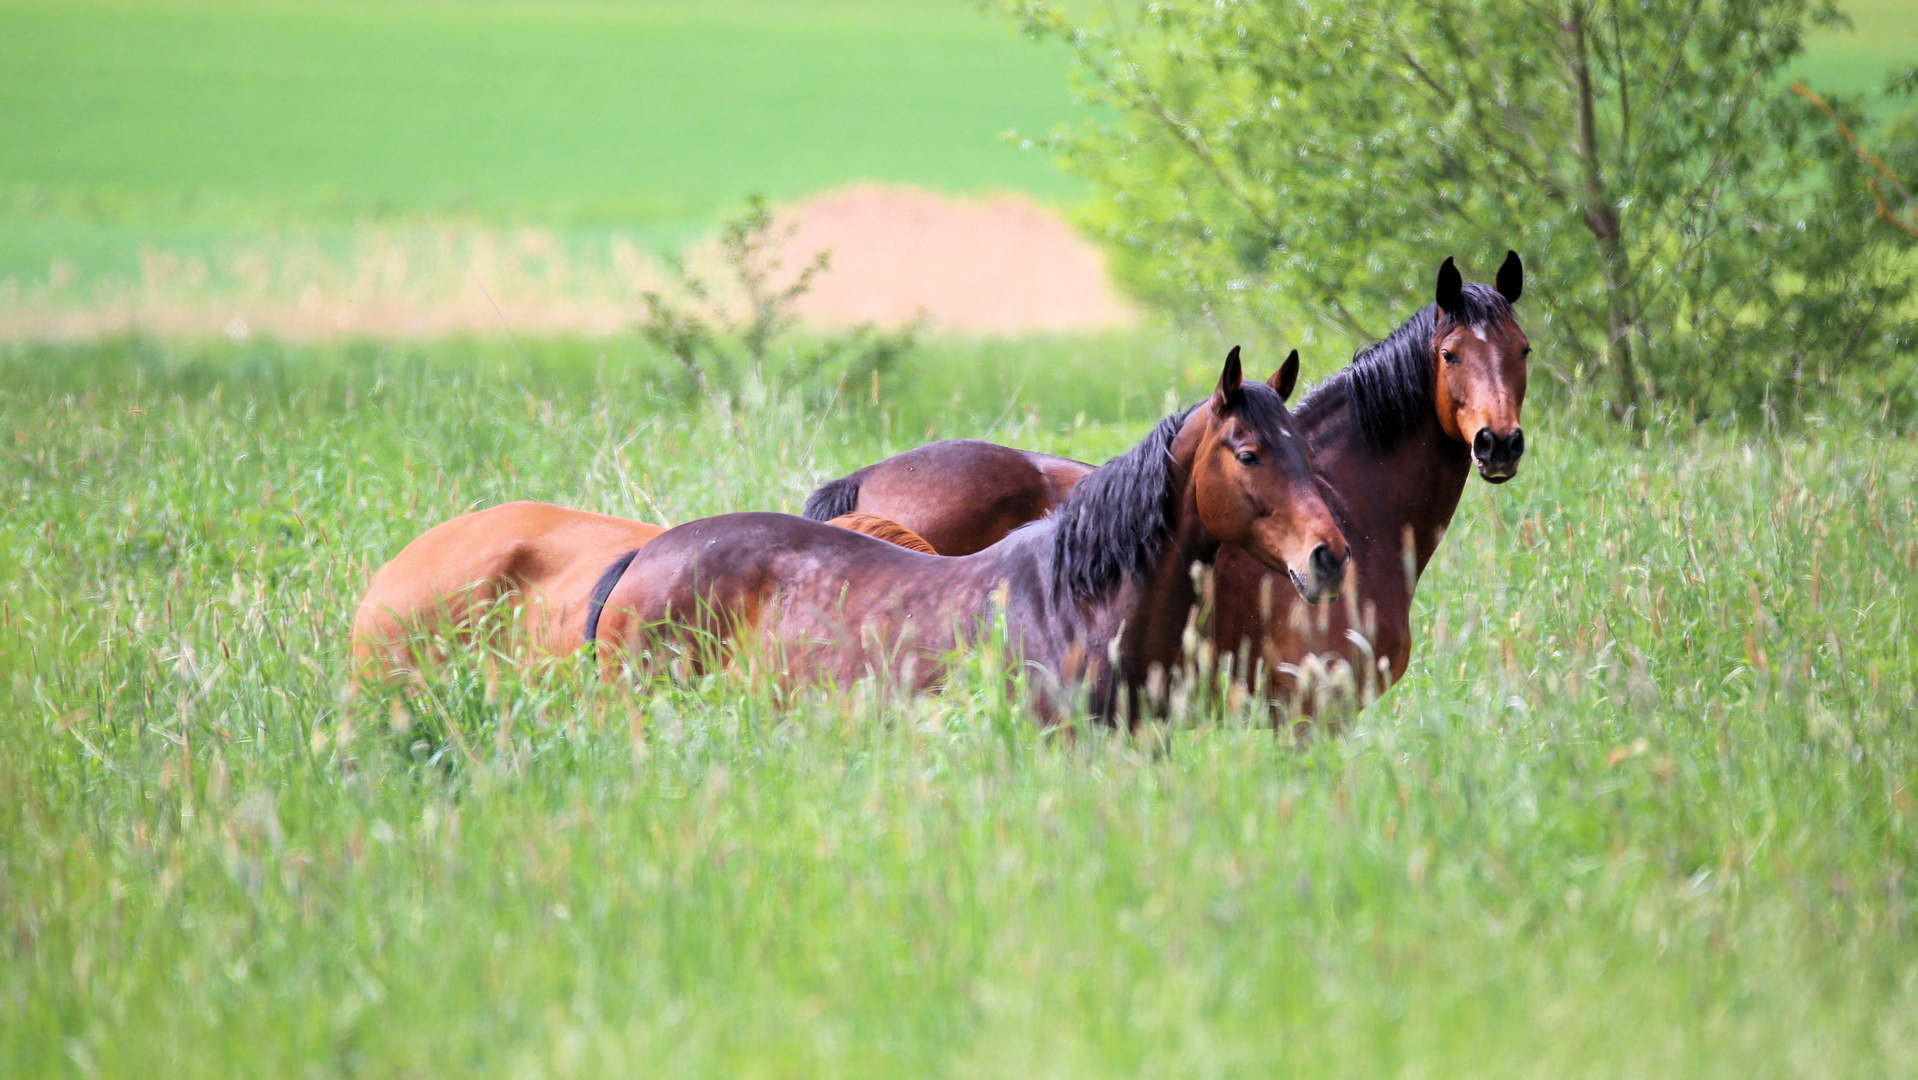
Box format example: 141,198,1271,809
1267,348,1300,402
1436,257,1463,312
1496,249,1523,304
1214,345,1245,412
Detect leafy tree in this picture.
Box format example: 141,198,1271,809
1008,0,1917,420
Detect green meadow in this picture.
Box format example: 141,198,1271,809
1797,0,1918,97
1,0,1911,297
0,0,1080,286
4,0,1918,1075
0,0,1912,319
2,336,1916,1075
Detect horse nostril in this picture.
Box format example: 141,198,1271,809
1473,428,1494,460
1309,543,1342,583
1508,428,1525,458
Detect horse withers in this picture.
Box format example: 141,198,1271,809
592,348,1346,723
801,253,1532,723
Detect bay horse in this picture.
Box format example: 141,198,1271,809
802,253,1530,723
350,503,934,680
803,440,1090,557
591,348,1348,721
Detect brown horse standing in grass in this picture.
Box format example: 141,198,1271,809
592,348,1348,721
351,504,934,680
803,253,1530,722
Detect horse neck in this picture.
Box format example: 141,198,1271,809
1101,407,1219,700
1309,392,1470,577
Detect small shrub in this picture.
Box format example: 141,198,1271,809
638,196,917,411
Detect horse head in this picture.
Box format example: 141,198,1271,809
1187,346,1347,603
1432,251,1530,482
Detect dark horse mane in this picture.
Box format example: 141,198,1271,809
1296,283,1513,452
1047,407,1190,604
1048,382,1297,604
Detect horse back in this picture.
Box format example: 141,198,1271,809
836,439,1091,555
594,511,1002,683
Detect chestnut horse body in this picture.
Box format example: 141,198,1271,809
594,350,1347,720
351,502,666,676
351,504,934,679
803,255,1530,718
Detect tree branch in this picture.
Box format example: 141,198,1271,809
1393,15,1569,205
1793,81,1918,238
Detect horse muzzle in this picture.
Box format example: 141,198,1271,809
1473,426,1524,483
1289,542,1346,605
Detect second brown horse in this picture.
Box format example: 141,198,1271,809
592,348,1346,721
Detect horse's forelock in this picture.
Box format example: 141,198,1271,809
1440,282,1516,334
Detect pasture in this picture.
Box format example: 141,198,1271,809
0,0,1079,291
5,0,1918,1074
3,335,1916,1076
3,0,1912,298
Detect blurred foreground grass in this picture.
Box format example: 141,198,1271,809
2,334,1916,1076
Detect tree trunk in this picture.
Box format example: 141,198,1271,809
1566,1,1641,421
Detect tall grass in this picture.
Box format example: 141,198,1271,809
2,335,1915,1077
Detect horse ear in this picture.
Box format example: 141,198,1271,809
1436,257,1463,312
1496,249,1523,304
1214,345,1245,413
1268,348,1300,402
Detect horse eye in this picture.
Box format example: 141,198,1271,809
1442,349,1459,364
1521,346,1532,358
1236,450,1259,467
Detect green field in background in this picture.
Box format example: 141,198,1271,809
0,0,1080,284
3,0,1910,296
1798,0,1918,96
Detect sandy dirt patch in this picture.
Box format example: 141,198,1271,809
0,186,1134,341
776,185,1133,335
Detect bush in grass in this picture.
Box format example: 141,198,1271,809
639,197,917,412
1006,0,1918,421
